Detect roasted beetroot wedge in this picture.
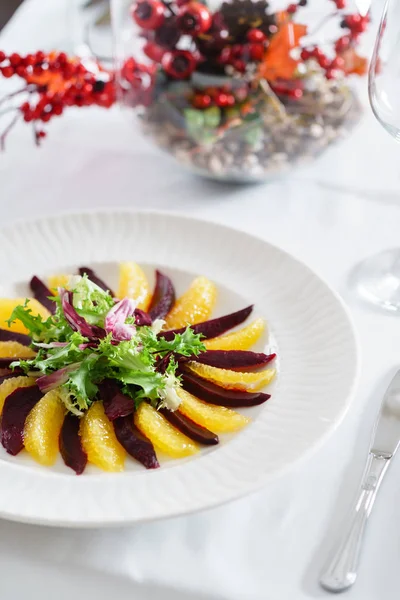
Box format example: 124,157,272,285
181,372,270,407
160,305,253,341
78,267,114,296
98,380,135,421
134,309,152,326
195,350,276,370
1,385,43,455
30,276,56,314
0,329,31,346
113,416,159,469
149,270,176,320
160,408,218,445
59,413,88,475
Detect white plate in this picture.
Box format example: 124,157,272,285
0,210,359,526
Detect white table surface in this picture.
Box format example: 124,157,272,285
1,1,400,599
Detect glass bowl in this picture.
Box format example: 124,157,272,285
112,0,364,182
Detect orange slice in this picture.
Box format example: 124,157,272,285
186,362,276,391
0,376,37,414
178,388,250,433
204,318,266,351
80,401,126,472
164,276,217,330
48,274,71,294
0,298,50,334
0,341,35,359
24,389,66,466
118,262,151,310
134,402,198,458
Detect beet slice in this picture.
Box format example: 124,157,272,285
149,270,176,320
0,358,23,369
0,328,31,346
1,385,43,455
98,380,135,420
114,416,159,469
134,309,152,326
59,413,88,475
181,372,270,407
160,305,253,341
195,350,276,370
78,266,114,296
30,275,56,314
160,408,219,445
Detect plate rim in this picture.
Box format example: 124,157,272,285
0,208,360,527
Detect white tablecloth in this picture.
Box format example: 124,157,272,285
1,1,400,599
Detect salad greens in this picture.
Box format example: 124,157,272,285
7,275,205,416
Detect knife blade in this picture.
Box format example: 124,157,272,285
371,369,400,457
320,369,400,593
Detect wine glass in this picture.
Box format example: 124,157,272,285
354,0,400,312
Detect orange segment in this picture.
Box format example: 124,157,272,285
204,318,266,351
164,276,217,330
178,388,250,433
80,401,125,472
134,402,198,458
48,274,71,294
0,341,35,359
118,262,151,310
0,376,37,414
0,298,50,334
24,389,66,466
186,362,276,391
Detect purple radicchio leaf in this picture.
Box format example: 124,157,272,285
60,288,106,340
36,363,80,393
105,297,137,341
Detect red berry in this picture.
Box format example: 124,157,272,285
300,49,310,61
41,112,52,122
249,43,264,61
0,51,5,63
247,28,266,43
9,53,21,67
1,66,14,78
131,0,165,30
57,52,67,64
16,65,27,77
335,35,350,53
232,59,246,72
330,56,345,70
178,2,212,35
214,92,235,107
52,104,64,116
23,111,33,122
143,41,165,62
33,64,43,75
335,0,346,8
162,50,197,79
24,54,35,66
219,47,233,64
38,130,47,139
290,88,303,99
326,68,338,80
192,93,212,109
287,4,297,14
35,51,45,62
318,55,330,69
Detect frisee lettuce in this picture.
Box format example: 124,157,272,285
10,284,206,414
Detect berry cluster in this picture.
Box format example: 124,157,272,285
191,83,249,109
0,51,114,147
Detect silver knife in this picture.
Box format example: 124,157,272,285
320,369,400,593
